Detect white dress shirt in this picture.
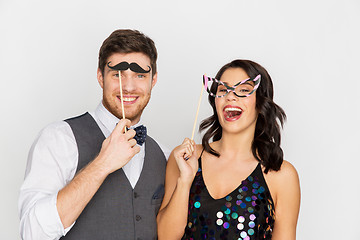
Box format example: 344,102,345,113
18,103,170,240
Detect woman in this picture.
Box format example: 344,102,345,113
157,60,300,240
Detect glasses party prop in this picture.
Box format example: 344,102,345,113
203,74,261,98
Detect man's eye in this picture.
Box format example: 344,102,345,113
137,74,146,78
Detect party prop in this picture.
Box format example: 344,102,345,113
107,61,151,73
203,74,261,98
191,82,204,141
118,70,126,132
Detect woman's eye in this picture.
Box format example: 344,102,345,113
240,88,250,92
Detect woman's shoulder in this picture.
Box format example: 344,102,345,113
263,160,300,205
267,160,298,180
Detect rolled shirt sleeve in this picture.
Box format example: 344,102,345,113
19,121,78,240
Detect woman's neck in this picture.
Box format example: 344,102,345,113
213,128,255,161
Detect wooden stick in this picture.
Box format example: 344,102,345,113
191,82,204,141
118,70,126,132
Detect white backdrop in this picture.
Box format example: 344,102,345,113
1,0,359,239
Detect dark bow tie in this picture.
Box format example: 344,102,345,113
130,125,147,146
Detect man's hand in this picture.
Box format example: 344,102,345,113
96,118,140,174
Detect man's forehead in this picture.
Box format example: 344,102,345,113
107,52,150,66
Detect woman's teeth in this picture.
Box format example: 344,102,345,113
225,107,242,113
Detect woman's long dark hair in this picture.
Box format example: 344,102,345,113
199,60,286,173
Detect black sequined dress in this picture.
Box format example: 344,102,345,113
182,152,275,240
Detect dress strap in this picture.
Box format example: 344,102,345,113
198,148,205,169
199,148,205,157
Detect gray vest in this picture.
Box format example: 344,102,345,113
61,113,166,240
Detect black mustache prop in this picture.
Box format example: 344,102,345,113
107,61,151,73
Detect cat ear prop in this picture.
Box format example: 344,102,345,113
107,61,151,73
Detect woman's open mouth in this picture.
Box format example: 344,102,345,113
223,105,243,121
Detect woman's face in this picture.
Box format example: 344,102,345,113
215,67,258,135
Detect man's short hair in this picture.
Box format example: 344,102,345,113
98,29,157,77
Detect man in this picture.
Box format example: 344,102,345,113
19,29,170,240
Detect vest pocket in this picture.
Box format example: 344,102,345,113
151,184,165,205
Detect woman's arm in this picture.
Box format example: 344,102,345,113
267,160,301,240
157,139,199,240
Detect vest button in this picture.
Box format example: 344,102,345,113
134,192,139,198
136,215,141,221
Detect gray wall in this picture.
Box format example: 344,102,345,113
1,0,359,239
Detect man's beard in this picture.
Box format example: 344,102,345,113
102,91,151,123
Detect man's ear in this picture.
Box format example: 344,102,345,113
97,68,104,88
151,72,158,89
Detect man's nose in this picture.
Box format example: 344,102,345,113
121,71,136,92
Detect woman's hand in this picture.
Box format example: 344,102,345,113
173,138,198,185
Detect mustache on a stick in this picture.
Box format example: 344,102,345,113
107,61,151,73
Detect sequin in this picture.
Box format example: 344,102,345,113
249,221,255,228
245,196,251,202
240,231,247,238
216,219,223,225
244,236,250,240
240,202,246,209
250,214,256,221
242,186,248,191
237,223,244,230
237,194,243,200
231,212,238,219
258,186,265,193
223,222,230,229
248,176,253,181
238,216,245,223
252,182,259,188
194,202,201,208
236,200,242,206
248,229,255,235
225,202,231,208
217,211,223,218
248,207,254,213
226,196,232,201
224,208,231,215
